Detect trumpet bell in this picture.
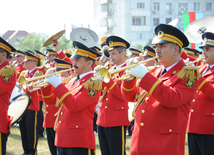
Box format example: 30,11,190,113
43,30,66,47
19,76,28,89
100,67,111,83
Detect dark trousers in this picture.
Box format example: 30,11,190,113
46,128,57,155
37,101,44,138
188,133,214,155
98,126,126,155
93,112,98,133
19,110,38,155
0,132,9,155
57,147,95,155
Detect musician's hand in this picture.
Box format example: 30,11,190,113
127,57,139,66
45,75,62,88
183,58,195,67
53,40,61,52
126,64,148,79
45,68,56,75
28,86,34,93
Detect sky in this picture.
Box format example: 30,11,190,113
0,0,94,38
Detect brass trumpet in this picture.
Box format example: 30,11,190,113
19,68,74,89
100,56,158,83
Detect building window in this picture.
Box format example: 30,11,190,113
153,18,159,26
166,3,172,12
194,3,200,11
132,17,146,26
113,19,118,26
137,2,144,9
101,5,107,12
113,3,117,12
154,3,160,11
166,18,172,24
206,3,212,11
132,32,144,40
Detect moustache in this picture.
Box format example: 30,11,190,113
74,65,78,69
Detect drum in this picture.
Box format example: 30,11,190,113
9,86,20,103
8,94,31,125
128,102,135,122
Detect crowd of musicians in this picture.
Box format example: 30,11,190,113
0,22,214,155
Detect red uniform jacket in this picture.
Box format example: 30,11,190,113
41,73,101,149
187,65,214,134
15,61,26,79
97,63,130,127
0,61,17,133
57,51,72,64
21,68,40,111
121,60,200,155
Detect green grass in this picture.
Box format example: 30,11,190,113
6,126,188,155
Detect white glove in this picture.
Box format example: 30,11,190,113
45,75,62,88
94,72,102,81
127,57,139,66
183,58,195,67
126,64,148,79
45,68,56,75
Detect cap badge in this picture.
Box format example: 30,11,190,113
74,46,78,53
203,38,208,45
158,31,164,38
109,41,114,47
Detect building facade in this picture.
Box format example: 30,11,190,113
94,0,214,47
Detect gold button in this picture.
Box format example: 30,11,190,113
61,112,63,115
191,109,194,112
76,125,78,128
83,79,85,81
140,122,144,126
46,111,48,114
169,129,172,132
107,91,109,93
46,105,49,107
173,71,176,74
142,110,145,113
59,121,61,124
145,97,149,101
192,99,195,102
196,90,198,93
212,113,214,115
106,98,108,101
105,106,107,109
122,107,124,109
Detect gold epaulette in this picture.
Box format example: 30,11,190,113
0,65,16,81
34,71,44,77
176,66,200,88
82,77,102,97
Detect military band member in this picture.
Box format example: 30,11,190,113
34,49,47,138
184,47,202,59
0,37,17,155
187,32,214,155
14,50,26,79
140,46,157,67
41,41,102,155
46,49,57,68
41,58,73,155
121,24,201,155
96,36,130,155
129,48,142,58
18,51,42,155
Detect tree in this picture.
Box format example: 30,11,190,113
17,33,71,54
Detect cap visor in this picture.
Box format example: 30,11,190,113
71,54,83,59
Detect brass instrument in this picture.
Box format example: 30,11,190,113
99,56,159,83
186,57,205,67
19,68,74,89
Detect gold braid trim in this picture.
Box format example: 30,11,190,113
54,104,64,131
132,90,148,117
99,87,108,102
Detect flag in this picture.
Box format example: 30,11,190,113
71,24,78,30
182,11,203,50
